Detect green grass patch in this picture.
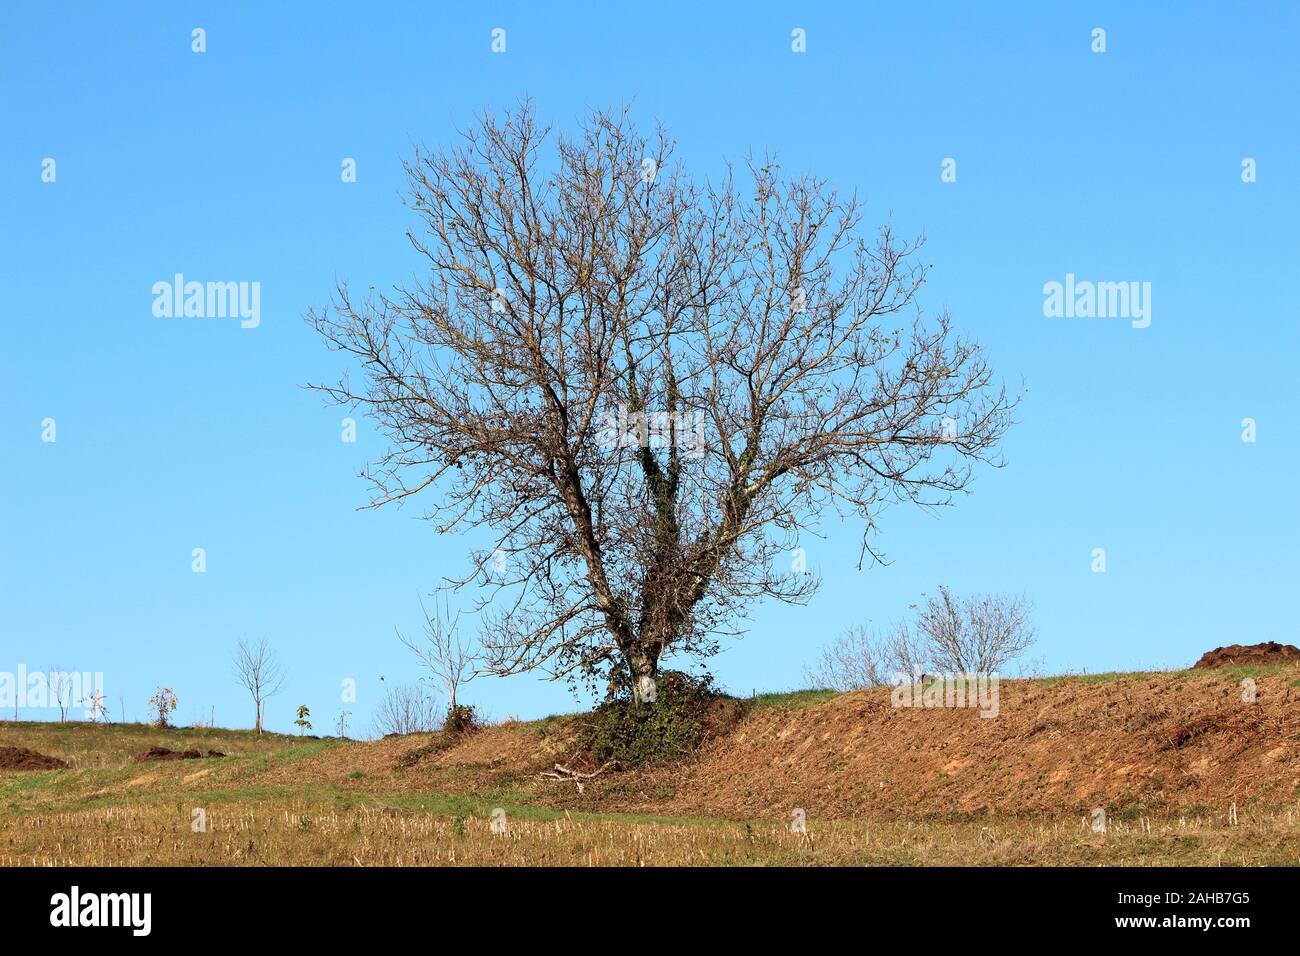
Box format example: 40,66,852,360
1199,664,1296,682
746,688,840,710
1036,670,1171,685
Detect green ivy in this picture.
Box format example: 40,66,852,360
577,671,742,767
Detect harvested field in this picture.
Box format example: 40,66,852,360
2,665,1299,865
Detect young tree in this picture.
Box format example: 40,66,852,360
232,637,288,734
309,103,1016,703
148,687,178,728
396,595,478,712
914,587,1035,674
812,589,1034,687
370,684,439,737
803,625,888,690
80,689,109,723
49,667,74,722
883,621,932,681
804,621,931,690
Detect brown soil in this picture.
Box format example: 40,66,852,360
642,672,1300,819
1192,641,1300,669
254,667,1300,821
0,746,69,771
133,747,225,762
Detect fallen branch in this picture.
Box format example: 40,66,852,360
539,759,621,792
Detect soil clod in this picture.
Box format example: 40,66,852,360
0,746,69,770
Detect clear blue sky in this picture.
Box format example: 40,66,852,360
3,2,1297,733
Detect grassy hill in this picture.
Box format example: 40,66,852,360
2,665,1298,866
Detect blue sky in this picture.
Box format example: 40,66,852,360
2,2,1297,733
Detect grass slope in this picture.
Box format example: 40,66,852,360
2,667,1298,866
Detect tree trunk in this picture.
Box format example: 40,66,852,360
633,673,657,704
627,649,659,705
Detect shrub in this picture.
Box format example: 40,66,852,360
442,703,478,734
147,687,178,728
916,587,1036,674
578,671,742,767
804,622,929,690
806,588,1036,688
372,684,439,737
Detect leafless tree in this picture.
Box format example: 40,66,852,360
48,667,74,722
397,594,478,712
804,625,889,690
371,683,439,737
80,689,109,723
883,620,933,681
232,637,288,734
804,621,932,690
914,587,1035,674
308,102,1016,703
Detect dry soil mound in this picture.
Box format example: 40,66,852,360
0,746,69,770
133,746,225,762
1192,641,1300,669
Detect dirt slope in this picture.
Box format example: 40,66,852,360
649,673,1300,819
258,667,1300,821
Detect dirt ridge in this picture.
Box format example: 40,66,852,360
245,666,1300,822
